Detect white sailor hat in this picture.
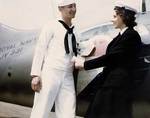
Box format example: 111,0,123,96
57,0,76,7
115,1,137,13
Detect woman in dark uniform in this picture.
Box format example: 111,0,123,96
74,2,142,118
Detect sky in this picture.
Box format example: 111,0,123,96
0,0,54,29
0,0,140,30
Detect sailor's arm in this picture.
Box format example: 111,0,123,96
30,23,53,92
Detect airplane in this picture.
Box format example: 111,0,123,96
0,0,150,117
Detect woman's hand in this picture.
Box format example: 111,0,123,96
72,56,85,69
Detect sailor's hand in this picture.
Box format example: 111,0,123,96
73,56,85,69
31,76,42,92
71,56,77,64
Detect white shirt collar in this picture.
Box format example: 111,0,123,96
120,27,128,35
58,18,74,28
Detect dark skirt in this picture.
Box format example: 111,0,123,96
85,87,133,118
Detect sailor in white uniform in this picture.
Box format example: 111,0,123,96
30,0,79,118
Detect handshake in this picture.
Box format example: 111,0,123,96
71,56,85,69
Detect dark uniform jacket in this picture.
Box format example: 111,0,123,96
84,28,142,88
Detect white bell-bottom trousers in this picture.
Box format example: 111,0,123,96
30,68,76,118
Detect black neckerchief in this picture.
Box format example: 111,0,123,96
58,20,77,56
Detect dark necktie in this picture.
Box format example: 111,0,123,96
58,20,77,56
